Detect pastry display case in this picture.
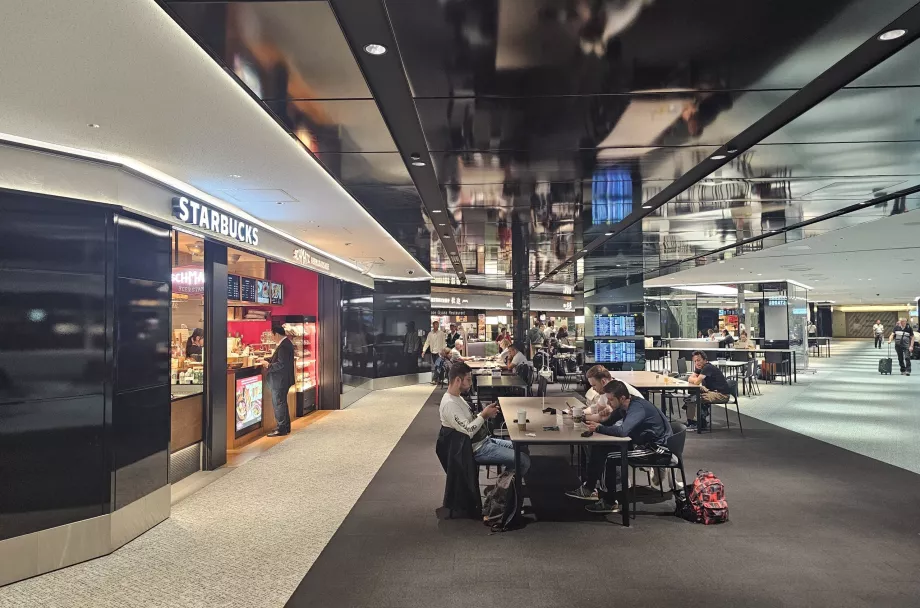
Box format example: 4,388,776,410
273,315,317,415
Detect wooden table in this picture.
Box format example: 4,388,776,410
608,371,704,433
499,397,632,527
467,359,501,370
646,346,799,383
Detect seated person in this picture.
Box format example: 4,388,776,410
439,362,531,475
721,329,735,347
584,365,643,422
566,380,672,513
450,340,465,362
685,350,731,430
504,342,528,371
735,330,755,351
433,348,452,383
498,338,513,364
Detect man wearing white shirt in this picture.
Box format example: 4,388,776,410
873,319,885,349
584,365,642,421
423,320,447,384
505,343,528,371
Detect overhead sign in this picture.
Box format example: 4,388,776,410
293,248,330,272
172,196,259,246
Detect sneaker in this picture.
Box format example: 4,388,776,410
650,468,661,487
565,485,599,501
686,421,698,431
585,499,620,514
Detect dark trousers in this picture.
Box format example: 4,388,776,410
875,335,883,349
585,444,670,501
895,345,911,373
272,384,292,433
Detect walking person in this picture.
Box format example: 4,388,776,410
888,318,915,376
263,325,295,436
423,320,447,383
873,319,885,349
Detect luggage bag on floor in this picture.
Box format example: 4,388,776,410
879,344,893,375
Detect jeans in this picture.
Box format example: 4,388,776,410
474,437,530,476
896,345,912,373
875,334,883,349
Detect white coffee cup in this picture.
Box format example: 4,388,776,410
573,405,584,423
517,409,527,430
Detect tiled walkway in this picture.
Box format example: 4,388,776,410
0,385,434,608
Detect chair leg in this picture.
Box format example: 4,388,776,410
735,398,744,435
657,468,664,496
724,402,730,429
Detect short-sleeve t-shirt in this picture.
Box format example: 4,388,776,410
892,324,914,348
510,351,528,367
699,362,730,394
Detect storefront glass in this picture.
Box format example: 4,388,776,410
171,231,206,398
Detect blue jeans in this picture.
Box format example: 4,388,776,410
474,437,530,476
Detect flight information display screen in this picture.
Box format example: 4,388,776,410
594,341,637,363
594,315,636,337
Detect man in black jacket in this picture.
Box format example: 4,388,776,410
264,325,295,436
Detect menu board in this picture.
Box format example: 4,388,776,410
594,340,636,363
227,274,241,301
256,280,271,304
594,315,636,337
235,374,263,433
270,282,283,305
241,277,257,302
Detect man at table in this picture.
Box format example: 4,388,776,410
505,342,528,371
566,381,672,513
685,350,730,431
584,365,642,421
439,362,531,475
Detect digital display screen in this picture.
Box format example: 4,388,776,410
592,167,632,225
235,374,263,434
227,274,241,301
256,280,271,304
241,277,257,302
594,341,636,363
270,282,283,305
594,315,636,337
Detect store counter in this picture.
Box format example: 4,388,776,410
226,365,296,449
170,386,203,454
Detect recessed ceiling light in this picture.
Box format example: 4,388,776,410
740,267,744,270
711,154,727,160
276,201,284,205
431,209,442,213
88,123,100,129
581,249,587,253
364,43,387,55
879,29,907,41
605,232,613,236
437,223,446,226
642,205,652,209
727,147,739,154
718,260,725,264
757,273,762,276
411,161,426,167
229,174,241,179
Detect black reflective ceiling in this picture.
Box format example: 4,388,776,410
165,0,920,297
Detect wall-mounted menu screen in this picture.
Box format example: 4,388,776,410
256,280,271,304
270,282,283,305
594,340,636,363
227,274,241,301
240,277,257,302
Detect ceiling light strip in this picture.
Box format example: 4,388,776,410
531,7,920,289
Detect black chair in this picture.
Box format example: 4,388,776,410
662,358,691,417
558,358,583,391
629,421,689,519
515,363,534,397
435,427,482,518
764,351,791,384
742,359,761,396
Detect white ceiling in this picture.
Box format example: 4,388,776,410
646,208,920,305
0,0,427,280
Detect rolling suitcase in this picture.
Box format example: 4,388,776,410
879,343,893,375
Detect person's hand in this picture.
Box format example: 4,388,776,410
585,421,599,431
597,404,613,418
481,403,500,419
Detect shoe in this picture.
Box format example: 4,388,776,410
686,421,698,431
267,430,289,437
430,380,438,385
650,468,661,488
565,485,599,501
585,499,620,514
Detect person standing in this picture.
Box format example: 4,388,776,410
445,323,462,350
888,318,915,376
526,321,544,358
263,326,295,437
423,320,447,383
873,319,885,349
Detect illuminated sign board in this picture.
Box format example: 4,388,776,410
172,196,259,246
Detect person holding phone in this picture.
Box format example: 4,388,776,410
438,362,530,475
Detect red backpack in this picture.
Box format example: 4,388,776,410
684,470,728,524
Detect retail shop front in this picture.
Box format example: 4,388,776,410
0,142,369,586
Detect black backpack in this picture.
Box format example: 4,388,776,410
482,471,525,532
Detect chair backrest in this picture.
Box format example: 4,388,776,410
731,350,749,362
516,363,533,385
765,351,783,365
727,379,739,398
677,358,688,374
668,421,687,458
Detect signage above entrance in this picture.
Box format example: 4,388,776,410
293,248,330,272
172,196,259,246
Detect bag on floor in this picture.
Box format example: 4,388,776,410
676,470,728,525
481,470,525,532
880,344,893,375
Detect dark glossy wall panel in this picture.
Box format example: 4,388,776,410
115,278,170,392
115,216,172,283
0,394,106,540
111,385,170,509
373,280,433,377
0,269,106,404
0,192,107,274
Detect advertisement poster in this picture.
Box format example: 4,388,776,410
256,280,271,304
270,282,283,305
235,375,263,433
